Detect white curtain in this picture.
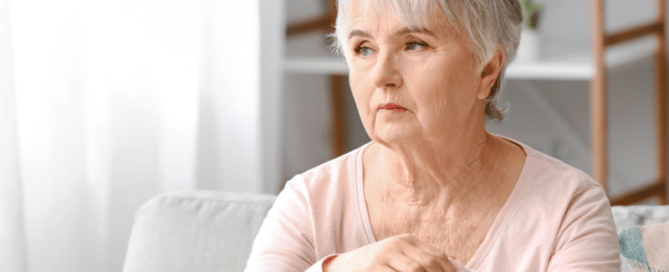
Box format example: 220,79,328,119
1,0,27,270
0,0,282,271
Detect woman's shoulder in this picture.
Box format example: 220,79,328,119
283,142,371,199
300,142,369,181
476,139,619,271
510,139,603,198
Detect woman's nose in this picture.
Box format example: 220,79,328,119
372,52,402,89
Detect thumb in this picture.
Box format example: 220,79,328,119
446,256,473,272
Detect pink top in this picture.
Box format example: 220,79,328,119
245,140,621,272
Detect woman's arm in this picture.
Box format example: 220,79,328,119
547,185,621,271
323,234,466,272
244,177,332,272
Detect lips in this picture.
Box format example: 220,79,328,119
378,103,407,112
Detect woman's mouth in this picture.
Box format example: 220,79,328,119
378,103,407,113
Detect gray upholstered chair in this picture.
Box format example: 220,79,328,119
123,191,669,272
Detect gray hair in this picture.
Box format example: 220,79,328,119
331,0,523,121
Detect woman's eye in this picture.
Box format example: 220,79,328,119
355,46,373,56
406,41,427,51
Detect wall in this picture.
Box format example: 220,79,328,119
283,0,336,183
197,0,284,194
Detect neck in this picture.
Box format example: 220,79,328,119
367,129,505,207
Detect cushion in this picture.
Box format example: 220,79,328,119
612,205,669,272
619,223,669,271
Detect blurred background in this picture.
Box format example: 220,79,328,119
0,0,666,271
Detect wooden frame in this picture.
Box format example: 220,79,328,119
592,0,668,205
286,0,337,36
286,0,348,157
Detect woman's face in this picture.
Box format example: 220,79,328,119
347,7,497,146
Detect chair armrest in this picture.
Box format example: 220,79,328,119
123,191,276,272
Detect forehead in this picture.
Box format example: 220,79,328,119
346,0,454,38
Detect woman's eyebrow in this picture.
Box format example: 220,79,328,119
348,30,372,41
393,26,433,37
348,27,433,41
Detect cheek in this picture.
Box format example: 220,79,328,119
407,67,450,113
348,74,374,122
409,64,477,124
349,77,381,140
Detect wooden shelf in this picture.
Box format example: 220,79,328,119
284,38,656,80
284,57,348,74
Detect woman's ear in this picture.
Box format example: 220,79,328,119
477,49,505,100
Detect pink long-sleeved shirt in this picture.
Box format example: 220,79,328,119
246,140,621,271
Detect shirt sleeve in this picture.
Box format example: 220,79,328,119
547,184,621,272
245,176,330,272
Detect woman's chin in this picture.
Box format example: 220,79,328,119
373,126,420,145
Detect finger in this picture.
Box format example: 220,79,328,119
401,236,457,272
386,235,456,272
377,266,399,272
367,264,399,272
402,235,440,255
386,252,429,272
403,235,451,261
445,256,467,272
402,245,449,272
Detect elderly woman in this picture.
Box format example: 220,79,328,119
246,0,621,271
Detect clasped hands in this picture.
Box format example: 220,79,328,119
324,234,462,272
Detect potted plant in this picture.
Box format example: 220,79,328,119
521,0,543,31
516,0,545,62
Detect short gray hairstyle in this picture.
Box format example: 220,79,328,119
331,0,523,121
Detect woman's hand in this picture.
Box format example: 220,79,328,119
323,234,458,272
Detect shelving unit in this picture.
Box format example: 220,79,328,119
285,0,354,158
284,0,668,205
591,0,667,205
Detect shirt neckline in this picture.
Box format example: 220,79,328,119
353,138,537,269
354,141,377,244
